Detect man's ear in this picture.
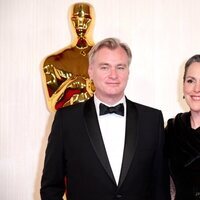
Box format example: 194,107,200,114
88,65,93,79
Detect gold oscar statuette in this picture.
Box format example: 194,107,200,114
42,2,95,112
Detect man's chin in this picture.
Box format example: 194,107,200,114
106,92,123,98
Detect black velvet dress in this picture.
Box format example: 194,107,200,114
165,112,200,200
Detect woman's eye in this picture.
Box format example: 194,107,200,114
186,79,193,83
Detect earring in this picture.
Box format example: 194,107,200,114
183,95,185,99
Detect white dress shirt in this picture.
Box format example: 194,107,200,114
94,95,126,184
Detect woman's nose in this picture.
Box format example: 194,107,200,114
194,82,200,92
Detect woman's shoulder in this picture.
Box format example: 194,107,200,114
165,112,190,135
167,112,189,125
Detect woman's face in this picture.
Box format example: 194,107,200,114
184,62,200,113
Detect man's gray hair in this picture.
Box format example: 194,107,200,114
88,37,132,66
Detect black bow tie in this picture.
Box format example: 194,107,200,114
99,103,124,116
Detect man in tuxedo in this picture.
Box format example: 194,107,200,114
40,37,171,200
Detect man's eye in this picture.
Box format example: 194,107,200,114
117,66,125,70
100,66,109,70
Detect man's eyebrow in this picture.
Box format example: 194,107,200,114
116,63,127,67
98,62,109,66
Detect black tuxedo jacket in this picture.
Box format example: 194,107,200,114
41,97,170,200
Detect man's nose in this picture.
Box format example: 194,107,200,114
109,68,118,78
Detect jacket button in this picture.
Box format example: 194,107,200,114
116,194,123,198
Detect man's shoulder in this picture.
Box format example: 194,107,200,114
57,97,94,114
56,100,85,115
126,98,161,114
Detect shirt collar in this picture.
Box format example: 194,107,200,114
94,94,126,116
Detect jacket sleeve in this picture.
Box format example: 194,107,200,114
153,111,171,200
40,110,66,200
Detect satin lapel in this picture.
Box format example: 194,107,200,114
84,98,116,184
118,99,139,187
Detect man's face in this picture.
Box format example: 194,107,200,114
88,47,129,103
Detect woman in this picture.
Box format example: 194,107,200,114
165,54,200,200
